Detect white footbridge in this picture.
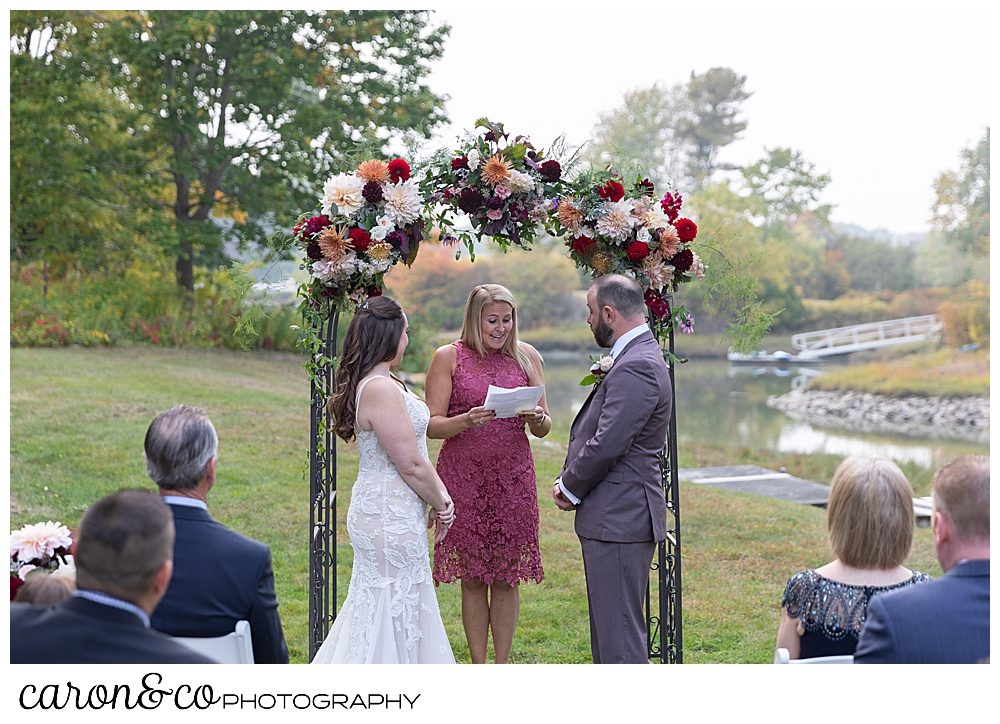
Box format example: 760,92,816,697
791,315,943,359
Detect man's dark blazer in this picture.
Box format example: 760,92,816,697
151,503,289,664
854,559,989,663
10,596,215,664
561,330,671,542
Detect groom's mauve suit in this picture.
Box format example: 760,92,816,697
560,329,671,663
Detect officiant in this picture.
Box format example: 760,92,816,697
425,284,549,663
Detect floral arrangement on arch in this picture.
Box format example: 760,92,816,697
10,520,75,600
421,118,568,256
553,169,705,342
295,156,425,316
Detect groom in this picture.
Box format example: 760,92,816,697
553,274,671,664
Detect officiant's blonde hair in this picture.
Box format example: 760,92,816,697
460,284,538,380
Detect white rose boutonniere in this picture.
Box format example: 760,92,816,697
580,354,614,386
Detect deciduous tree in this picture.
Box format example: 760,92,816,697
931,128,989,257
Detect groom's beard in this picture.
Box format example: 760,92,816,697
592,316,614,348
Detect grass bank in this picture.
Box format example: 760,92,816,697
9,347,942,663
808,347,989,397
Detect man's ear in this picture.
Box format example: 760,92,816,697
204,456,217,484
153,559,173,597
602,305,615,324
932,510,948,548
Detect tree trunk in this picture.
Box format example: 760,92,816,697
176,241,195,291
43,258,49,298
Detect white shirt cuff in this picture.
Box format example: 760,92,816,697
556,477,581,505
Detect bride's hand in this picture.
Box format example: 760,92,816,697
433,517,451,543
435,499,455,526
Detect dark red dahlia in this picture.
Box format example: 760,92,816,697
484,130,497,142
458,188,484,214
348,227,371,252
306,241,323,260
598,180,625,203
452,156,469,171
540,160,562,182
674,218,698,242
626,241,650,261
305,215,332,236
386,230,405,249
571,236,596,256
365,285,383,297
362,180,383,204
320,283,339,299
671,248,694,273
644,288,671,319
637,178,655,194
485,196,504,210
11,575,24,601
388,158,411,183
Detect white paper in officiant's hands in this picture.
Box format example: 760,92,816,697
482,385,544,419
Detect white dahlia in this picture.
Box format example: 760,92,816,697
595,199,636,242
382,180,422,226
321,173,365,217
505,169,534,194
10,521,73,562
310,259,340,282
643,258,675,291
640,206,672,231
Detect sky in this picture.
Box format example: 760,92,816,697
422,1,991,235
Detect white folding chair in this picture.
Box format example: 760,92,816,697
774,648,853,664
175,620,255,663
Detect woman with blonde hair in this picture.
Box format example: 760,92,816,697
776,455,932,659
425,284,550,663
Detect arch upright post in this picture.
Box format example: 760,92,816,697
646,301,682,663
308,311,339,661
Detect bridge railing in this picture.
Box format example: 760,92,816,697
791,315,942,358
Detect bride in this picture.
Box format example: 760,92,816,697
312,296,457,664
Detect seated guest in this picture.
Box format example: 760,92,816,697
144,404,289,664
855,455,989,663
10,490,214,663
777,455,931,659
14,572,76,605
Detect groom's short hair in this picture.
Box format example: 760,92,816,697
144,404,218,491
593,274,645,319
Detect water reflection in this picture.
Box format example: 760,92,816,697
539,352,989,471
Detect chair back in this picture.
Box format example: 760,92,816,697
774,648,853,664
175,620,254,664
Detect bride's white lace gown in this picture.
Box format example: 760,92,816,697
312,376,456,664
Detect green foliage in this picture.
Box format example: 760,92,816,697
932,128,990,257
679,67,752,187
939,280,990,348
739,147,832,236
827,234,915,293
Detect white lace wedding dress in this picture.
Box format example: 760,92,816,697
312,375,456,664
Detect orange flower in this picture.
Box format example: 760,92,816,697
366,241,392,261
356,160,390,184
556,198,585,232
481,154,513,186
319,225,351,261
656,225,681,261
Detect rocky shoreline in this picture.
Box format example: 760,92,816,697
766,389,990,444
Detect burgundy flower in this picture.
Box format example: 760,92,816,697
571,236,596,256
305,215,332,237
306,241,323,260
11,575,24,601
452,157,469,171
674,218,698,243
320,283,339,299
637,178,655,194
540,160,562,182
484,131,497,142
366,285,383,297
458,187,484,214
348,227,371,252
387,158,411,183
660,191,683,222
626,241,650,261
598,180,625,203
671,248,694,273
510,202,528,221
362,181,383,204
526,150,538,161
386,230,405,249
644,288,670,319
485,196,504,211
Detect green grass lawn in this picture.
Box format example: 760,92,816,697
9,347,942,663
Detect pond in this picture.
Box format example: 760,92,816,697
539,351,989,472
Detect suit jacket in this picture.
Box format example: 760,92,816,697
561,330,671,543
151,504,289,664
10,596,215,664
854,559,990,664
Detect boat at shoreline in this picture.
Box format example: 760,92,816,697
727,348,821,365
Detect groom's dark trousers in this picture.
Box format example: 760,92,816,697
560,331,671,663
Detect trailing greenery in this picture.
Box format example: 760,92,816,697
11,347,944,663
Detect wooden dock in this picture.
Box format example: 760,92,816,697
678,465,933,525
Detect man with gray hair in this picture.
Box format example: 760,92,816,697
553,274,672,663
855,454,990,663
11,490,214,663
145,404,289,664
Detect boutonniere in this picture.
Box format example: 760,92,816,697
580,354,614,386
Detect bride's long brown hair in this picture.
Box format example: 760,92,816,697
329,296,406,443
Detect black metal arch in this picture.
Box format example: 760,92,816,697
307,308,682,663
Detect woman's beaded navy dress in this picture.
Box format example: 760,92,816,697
782,569,932,658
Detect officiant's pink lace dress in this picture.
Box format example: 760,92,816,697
433,342,544,586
